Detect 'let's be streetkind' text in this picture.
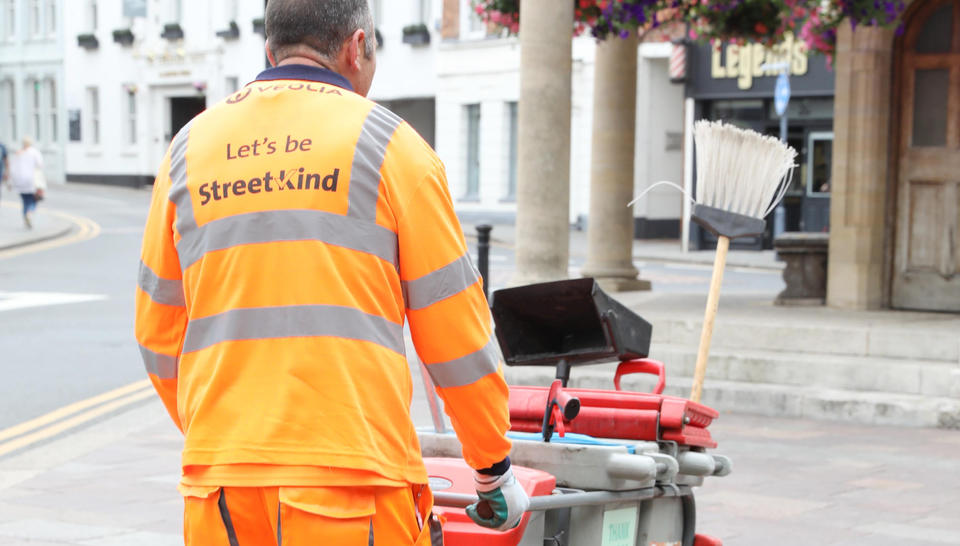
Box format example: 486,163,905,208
198,134,339,206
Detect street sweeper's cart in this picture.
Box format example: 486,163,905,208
422,279,731,546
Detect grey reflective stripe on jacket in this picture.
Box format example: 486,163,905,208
181,305,405,356
175,209,398,270
348,105,403,223
137,260,185,307
139,345,178,379
403,253,480,311
423,335,500,389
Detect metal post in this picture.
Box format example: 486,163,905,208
476,224,492,300
773,112,789,238
763,61,791,240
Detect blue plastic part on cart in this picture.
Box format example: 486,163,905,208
506,431,636,454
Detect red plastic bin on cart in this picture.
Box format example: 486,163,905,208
425,458,555,546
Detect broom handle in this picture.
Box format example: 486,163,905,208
690,235,730,403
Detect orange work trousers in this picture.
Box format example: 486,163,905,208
183,484,443,545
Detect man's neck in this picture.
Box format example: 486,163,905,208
277,56,337,73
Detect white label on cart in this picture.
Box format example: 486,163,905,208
600,507,638,546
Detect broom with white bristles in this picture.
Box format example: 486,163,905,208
689,120,797,403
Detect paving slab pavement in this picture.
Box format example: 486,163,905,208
2,398,959,544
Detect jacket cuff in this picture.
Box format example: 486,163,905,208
475,456,511,476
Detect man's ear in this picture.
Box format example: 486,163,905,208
265,40,278,67
347,29,366,70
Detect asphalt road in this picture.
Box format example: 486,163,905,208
0,184,153,430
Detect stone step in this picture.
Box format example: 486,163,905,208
504,367,960,429
644,314,960,364
644,344,960,398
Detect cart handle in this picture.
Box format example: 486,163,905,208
614,358,666,394
433,486,688,512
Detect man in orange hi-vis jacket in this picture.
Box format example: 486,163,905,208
134,1,529,543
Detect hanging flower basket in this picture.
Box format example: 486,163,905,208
402,23,431,45
471,0,906,59
216,21,240,40
161,22,184,41
77,33,99,50
113,28,135,46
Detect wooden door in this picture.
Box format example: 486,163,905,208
893,0,960,311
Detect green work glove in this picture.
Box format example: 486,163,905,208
465,464,530,531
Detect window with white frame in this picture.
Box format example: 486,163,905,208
29,0,41,38
417,0,429,23
87,0,97,32
464,103,481,200
463,0,484,37
168,0,182,22
0,80,14,143
45,0,56,36
86,86,99,145
46,78,57,143
125,87,137,145
27,79,41,141
222,0,237,23
505,101,518,200
2,0,15,41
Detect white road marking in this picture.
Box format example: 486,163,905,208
0,291,108,312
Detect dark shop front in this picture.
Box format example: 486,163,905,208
686,34,835,250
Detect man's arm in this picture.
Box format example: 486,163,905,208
398,155,529,530
135,153,188,431
399,157,511,470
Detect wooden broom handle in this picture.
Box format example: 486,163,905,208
690,235,730,403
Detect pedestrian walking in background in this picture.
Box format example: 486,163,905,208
0,141,8,203
135,0,527,544
8,136,44,229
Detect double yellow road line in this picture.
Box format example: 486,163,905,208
0,203,101,259
0,380,155,458
0,201,131,457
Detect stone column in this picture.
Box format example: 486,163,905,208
826,25,895,309
580,35,651,292
512,0,573,285
441,0,459,40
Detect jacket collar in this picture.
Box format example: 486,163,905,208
254,64,354,92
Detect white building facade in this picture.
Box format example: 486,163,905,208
58,0,439,187
63,0,266,186
436,0,686,237
0,0,67,184
367,0,440,149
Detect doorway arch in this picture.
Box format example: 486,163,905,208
892,0,960,311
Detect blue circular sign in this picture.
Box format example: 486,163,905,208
774,72,791,117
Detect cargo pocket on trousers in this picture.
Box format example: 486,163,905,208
414,513,444,546
412,483,443,546
180,485,236,546
278,486,376,545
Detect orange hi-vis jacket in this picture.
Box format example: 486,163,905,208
135,64,511,487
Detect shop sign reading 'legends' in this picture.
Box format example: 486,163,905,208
711,32,808,90
689,31,834,99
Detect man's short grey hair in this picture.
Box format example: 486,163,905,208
266,0,375,62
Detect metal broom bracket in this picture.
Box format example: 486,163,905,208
539,377,580,442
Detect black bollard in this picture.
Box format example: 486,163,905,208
476,224,492,300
